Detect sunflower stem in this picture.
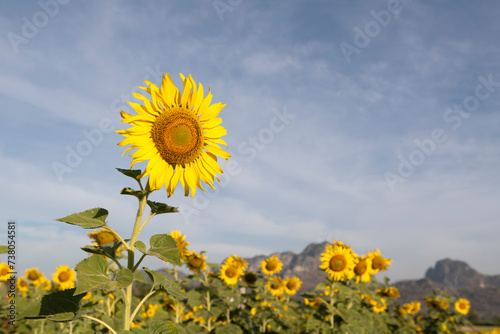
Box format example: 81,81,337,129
124,185,150,331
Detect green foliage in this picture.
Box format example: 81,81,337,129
116,168,143,179
16,288,86,321
135,234,182,266
148,320,178,334
74,255,132,295
142,267,187,301
147,200,179,215
56,208,108,229
81,240,123,262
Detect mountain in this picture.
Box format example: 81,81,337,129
243,243,500,321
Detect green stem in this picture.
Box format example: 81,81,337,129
83,315,117,334
132,253,147,272
123,189,149,331
130,289,156,322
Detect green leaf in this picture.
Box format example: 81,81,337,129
74,255,132,295
215,324,243,334
133,270,150,284
120,187,146,197
0,245,8,254
143,268,187,302
116,168,142,179
118,331,134,334
17,288,86,320
135,234,181,266
147,200,179,215
149,320,178,334
56,208,108,229
81,241,122,260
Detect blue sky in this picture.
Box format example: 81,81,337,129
1,0,499,283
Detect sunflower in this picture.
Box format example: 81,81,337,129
226,255,248,272
319,244,357,281
219,263,242,286
116,73,230,197
369,249,392,273
41,278,53,291
242,272,258,285
398,301,421,316
0,263,10,281
426,297,449,311
284,276,302,295
261,256,283,275
17,277,29,295
88,229,118,246
354,255,374,283
266,276,285,296
185,250,207,274
377,287,400,299
371,297,387,313
170,230,190,260
454,298,470,315
52,265,76,290
25,268,45,287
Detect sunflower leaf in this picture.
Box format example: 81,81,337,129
149,319,179,334
120,187,146,198
147,201,179,215
215,324,243,334
74,255,132,295
56,208,108,229
116,168,142,179
81,241,122,260
134,234,181,266
17,288,86,320
143,268,187,302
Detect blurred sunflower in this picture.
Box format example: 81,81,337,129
185,250,207,274
319,244,357,281
354,255,374,283
52,265,76,290
220,263,241,286
170,230,190,260
242,272,258,286
17,277,29,296
398,301,421,316
377,287,400,299
0,263,10,281
426,297,449,311
284,276,302,295
454,298,470,315
369,249,392,273
226,255,248,272
261,256,283,275
116,73,230,197
88,229,118,246
25,268,45,287
267,276,285,296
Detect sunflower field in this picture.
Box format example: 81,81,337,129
0,73,491,333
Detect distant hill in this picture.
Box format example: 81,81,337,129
243,243,500,321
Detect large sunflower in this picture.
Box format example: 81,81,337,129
369,249,392,273
454,298,470,315
284,276,302,295
266,276,285,296
319,244,357,281
117,73,230,197
219,263,242,286
354,255,374,283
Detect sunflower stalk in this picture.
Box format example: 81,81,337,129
123,185,150,331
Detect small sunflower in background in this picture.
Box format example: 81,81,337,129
17,277,29,296
369,249,392,273
377,287,400,299
170,230,190,260
220,262,242,286
261,256,283,275
185,250,207,274
454,298,470,315
52,265,76,290
319,243,357,281
0,263,10,281
25,268,45,287
88,229,118,246
226,255,248,272
284,276,302,295
117,73,230,197
353,254,374,283
242,272,258,286
267,276,285,296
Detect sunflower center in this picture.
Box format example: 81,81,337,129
59,271,70,282
1,267,8,276
266,262,277,271
459,302,466,309
97,231,116,245
372,256,384,270
151,107,204,165
270,283,279,290
354,261,367,275
329,255,347,272
287,281,298,290
28,272,39,281
190,257,203,268
225,266,237,278
20,280,28,288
